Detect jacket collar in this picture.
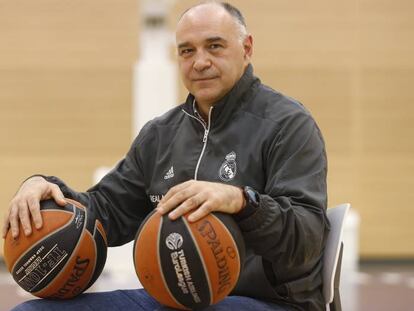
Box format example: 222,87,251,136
182,64,259,124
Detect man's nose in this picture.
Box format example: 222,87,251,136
193,51,211,72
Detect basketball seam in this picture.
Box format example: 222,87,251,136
133,213,156,275
94,221,108,246
210,214,241,276
82,230,97,290
33,204,88,296
65,198,85,210
181,217,213,306
157,216,187,310
22,244,69,292
10,206,77,276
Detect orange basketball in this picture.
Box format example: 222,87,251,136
133,211,245,310
3,198,107,299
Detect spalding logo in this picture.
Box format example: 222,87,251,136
166,233,183,250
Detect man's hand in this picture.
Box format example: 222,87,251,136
2,176,66,239
156,180,245,222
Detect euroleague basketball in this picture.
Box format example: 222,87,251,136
3,198,107,299
133,210,245,310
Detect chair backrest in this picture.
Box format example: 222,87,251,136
323,203,350,308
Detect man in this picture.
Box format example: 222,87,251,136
3,1,329,310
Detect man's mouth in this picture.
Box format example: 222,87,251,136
192,76,218,82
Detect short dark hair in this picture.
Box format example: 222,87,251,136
179,1,248,38
219,2,247,28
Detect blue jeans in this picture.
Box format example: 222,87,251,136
12,289,289,311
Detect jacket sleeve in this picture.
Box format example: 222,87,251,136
236,108,329,285
41,123,154,247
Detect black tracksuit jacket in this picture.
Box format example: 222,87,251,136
44,64,329,310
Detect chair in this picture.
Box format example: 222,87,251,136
323,203,351,311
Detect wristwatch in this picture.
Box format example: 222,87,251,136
235,186,260,220
243,186,260,209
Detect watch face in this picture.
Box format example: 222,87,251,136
244,186,259,207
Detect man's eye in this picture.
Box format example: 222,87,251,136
180,48,193,56
209,44,221,49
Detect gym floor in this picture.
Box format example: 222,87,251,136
1,260,413,311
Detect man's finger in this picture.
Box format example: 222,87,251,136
28,198,42,230
158,187,193,214
187,202,214,223
168,194,204,220
1,215,10,239
160,180,193,204
50,184,66,206
18,201,32,236
9,205,20,239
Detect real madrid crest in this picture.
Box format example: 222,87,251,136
219,151,237,182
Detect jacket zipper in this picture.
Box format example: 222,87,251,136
181,106,213,180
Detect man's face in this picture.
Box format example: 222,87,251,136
176,4,252,107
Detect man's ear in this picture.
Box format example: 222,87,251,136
243,35,253,60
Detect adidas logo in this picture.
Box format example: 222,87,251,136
164,166,174,180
